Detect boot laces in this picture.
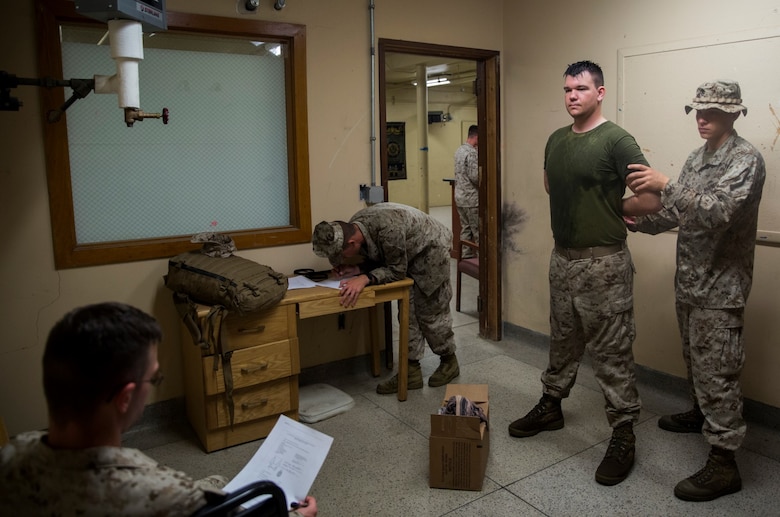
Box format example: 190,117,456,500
527,399,553,420
691,460,717,484
605,431,632,462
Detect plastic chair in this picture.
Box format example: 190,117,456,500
456,239,479,312
191,480,288,517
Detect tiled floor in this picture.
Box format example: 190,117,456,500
125,207,780,516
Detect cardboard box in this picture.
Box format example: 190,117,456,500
429,384,489,490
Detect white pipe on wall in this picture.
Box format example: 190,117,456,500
416,63,429,212
93,19,143,109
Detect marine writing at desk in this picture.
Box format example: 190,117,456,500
311,202,460,395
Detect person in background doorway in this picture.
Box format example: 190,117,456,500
454,124,480,258
311,202,460,394
0,302,317,516
625,80,765,502
507,60,662,487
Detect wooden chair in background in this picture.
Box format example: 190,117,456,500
456,240,479,312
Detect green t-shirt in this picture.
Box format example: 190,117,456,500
544,121,648,248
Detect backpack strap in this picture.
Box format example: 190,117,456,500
172,294,237,429
206,306,236,430
172,293,210,351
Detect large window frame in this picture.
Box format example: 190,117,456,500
36,0,311,269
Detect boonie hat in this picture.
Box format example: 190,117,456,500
312,221,344,264
685,80,747,116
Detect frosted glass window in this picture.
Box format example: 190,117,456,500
36,2,312,269
61,27,290,243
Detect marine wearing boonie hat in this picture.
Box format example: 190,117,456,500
312,221,345,264
684,80,747,116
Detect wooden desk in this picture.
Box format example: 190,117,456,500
284,278,413,401
181,278,414,451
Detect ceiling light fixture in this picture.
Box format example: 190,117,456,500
427,77,450,87
411,77,451,88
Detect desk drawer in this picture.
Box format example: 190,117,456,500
221,305,293,350
298,289,376,319
203,339,296,395
206,376,296,429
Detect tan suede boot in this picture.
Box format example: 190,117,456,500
428,353,460,387
376,362,423,394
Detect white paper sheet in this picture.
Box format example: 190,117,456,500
287,275,319,290
222,415,333,509
287,275,354,290
314,278,345,290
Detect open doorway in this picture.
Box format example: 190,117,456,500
378,39,501,340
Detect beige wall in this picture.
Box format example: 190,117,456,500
0,0,503,435
502,0,780,408
386,97,477,208
3,0,779,436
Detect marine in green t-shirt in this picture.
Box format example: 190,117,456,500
544,120,649,248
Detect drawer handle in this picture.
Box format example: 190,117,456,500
242,399,269,410
237,325,266,334
240,363,269,375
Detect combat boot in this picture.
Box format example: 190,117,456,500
508,393,564,438
674,446,742,501
595,422,636,485
376,362,423,394
658,405,704,433
428,353,460,387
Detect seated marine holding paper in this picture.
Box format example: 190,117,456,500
0,302,317,517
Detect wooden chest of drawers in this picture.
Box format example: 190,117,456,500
180,303,300,452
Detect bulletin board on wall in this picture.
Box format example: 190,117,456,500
387,121,407,180
617,27,780,246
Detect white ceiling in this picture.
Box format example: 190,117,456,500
384,52,477,91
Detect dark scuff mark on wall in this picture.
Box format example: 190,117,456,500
502,201,528,253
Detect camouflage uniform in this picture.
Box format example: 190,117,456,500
632,130,765,450
545,247,640,426
541,120,646,428
0,431,227,516
350,203,456,361
454,142,479,257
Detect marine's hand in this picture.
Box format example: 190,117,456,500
291,496,318,517
339,275,369,307
626,164,669,193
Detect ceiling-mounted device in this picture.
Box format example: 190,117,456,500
0,0,169,127
75,0,167,31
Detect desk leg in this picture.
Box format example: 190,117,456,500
397,290,410,401
369,305,381,377
384,302,393,369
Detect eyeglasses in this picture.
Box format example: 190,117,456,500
105,370,164,402
144,370,164,388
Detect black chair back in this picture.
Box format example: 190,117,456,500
191,480,288,517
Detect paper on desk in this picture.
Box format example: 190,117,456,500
315,278,345,290
287,275,354,290
287,275,318,290
223,415,333,509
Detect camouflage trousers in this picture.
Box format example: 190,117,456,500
542,247,641,427
677,302,746,450
457,205,479,258
405,278,456,361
